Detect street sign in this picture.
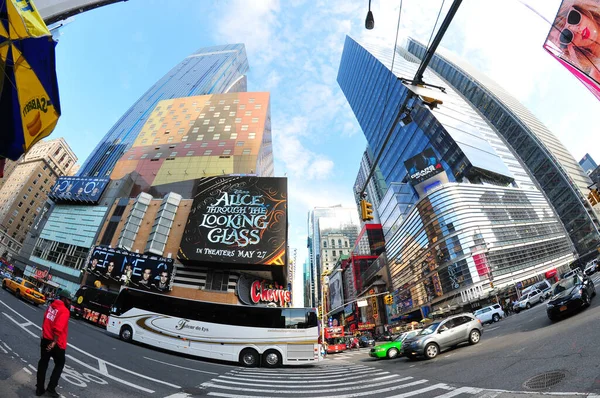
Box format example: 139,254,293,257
357,299,368,307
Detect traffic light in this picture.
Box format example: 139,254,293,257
589,189,600,206
317,305,323,318
360,199,374,221
489,281,494,289
384,294,393,305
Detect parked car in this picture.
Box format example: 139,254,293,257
369,329,421,359
547,274,596,321
522,280,553,299
584,260,598,276
2,277,45,306
474,304,504,324
401,314,483,360
514,289,544,313
358,335,376,348
561,269,582,280
0,271,12,280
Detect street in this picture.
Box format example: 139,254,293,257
2,278,600,398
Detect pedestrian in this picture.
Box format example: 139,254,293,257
36,289,72,397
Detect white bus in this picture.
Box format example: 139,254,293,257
107,288,320,367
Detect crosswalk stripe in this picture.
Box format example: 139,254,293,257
210,375,409,389
217,373,397,386
202,376,418,394
433,386,483,397
387,383,452,398
229,369,388,380
235,365,369,375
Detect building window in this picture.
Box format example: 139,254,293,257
178,128,185,134
248,132,256,139
255,104,262,109
224,125,231,131
196,134,204,141
233,99,239,104
218,142,225,147
184,144,192,148
229,112,236,117
245,111,252,116
209,107,215,111
235,118,242,123
203,120,210,125
208,126,215,132
169,152,177,157
236,141,244,146
218,100,225,105
241,125,248,131
213,134,220,140
154,152,162,158
141,154,148,159
186,151,194,156
223,149,231,155
213,112,220,117
249,98,255,103
252,117,259,123
242,149,251,155
239,104,246,109
192,127,199,133
204,150,212,155
205,270,230,291
219,119,225,124
230,133,238,139
224,106,230,110
198,113,205,118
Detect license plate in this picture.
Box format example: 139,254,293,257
560,305,567,312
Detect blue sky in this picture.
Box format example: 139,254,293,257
50,0,600,298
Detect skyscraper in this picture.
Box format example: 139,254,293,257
580,154,598,175
78,43,249,178
405,39,600,257
338,36,575,319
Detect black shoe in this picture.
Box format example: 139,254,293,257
35,387,45,396
46,388,60,397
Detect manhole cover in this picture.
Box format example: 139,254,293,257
523,371,568,390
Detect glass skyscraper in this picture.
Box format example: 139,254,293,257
338,36,576,319
79,43,249,178
405,39,600,257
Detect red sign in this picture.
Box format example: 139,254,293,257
545,269,557,279
358,323,375,330
250,280,291,307
325,326,344,338
474,253,490,276
34,269,51,280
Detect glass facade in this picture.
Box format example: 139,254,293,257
79,43,249,178
406,39,600,256
337,36,576,314
354,146,387,223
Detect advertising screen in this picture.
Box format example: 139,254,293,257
543,0,600,100
86,246,174,293
48,176,110,204
179,176,288,266
404,148,444,185
328,272,344,312
235,273,291,307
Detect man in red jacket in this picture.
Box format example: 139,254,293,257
36,289,72,397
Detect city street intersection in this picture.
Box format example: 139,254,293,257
2,279,600,398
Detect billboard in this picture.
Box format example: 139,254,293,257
404,148,444,185
328,272,344,312
36,0,127,25
48,176,110,204
179,176,287,266
86,246,174,292
544,0,600,100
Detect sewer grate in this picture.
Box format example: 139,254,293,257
523,371,568,390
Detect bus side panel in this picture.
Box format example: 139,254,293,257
189,340,213,360
210,342,234,361
286,344,320,364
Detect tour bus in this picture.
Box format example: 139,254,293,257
107,287,321,367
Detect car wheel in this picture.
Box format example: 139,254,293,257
239,348,259,367
424,343,439,360
119,325,133,342
492,314,500,323
387,348,399,359
526,303,531,309
15,289,21,299
262,349,282,368
583,293,591,307
1,281,6,290
548,315,557,322
469,329,481,345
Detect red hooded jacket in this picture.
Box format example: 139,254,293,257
42,299,70,349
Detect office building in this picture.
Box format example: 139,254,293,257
580,154,598,175
78,43,249,178
338,36,575,319
406,38,600,258
0,139,77,260
303,259,311,307
307,206,360,306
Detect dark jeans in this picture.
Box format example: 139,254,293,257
37,338,66,391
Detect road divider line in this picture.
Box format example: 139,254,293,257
66,354,155,394
22,367,32,375
143,356,219,375
3,341,12,351
3,312,40,337
0,345,8,354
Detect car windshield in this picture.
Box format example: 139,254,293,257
419,322,441,336
553,277,579,294
24,281,37,289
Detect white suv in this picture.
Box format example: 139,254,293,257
514,289,544,313
474,304,504,324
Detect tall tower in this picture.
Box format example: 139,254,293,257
405,39,600,257
78,43,249,178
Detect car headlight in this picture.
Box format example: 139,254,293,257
546,303,554,308
572,289,582,299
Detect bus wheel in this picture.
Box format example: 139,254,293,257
239,348,259,367
263,349,282,368
119,325,133,342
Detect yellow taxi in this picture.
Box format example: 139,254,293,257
2,276,46,306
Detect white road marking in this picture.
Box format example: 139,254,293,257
29,364,37,371
229,369,388,380
434,386,483,397
388,383,452,398
234,366,370,376
1,299,181,392
163,394,193,398
143,356,219,375
22,367,32,375
215,374,403,388
0,345,8,354
3,342,12,351
486,327,500,332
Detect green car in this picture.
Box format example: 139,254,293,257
369,329,422,359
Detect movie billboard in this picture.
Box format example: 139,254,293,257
544,0,600,100
48,176,110,204
328,272,344,312
179,177,288,266
404,148,444,185
86,246,174,292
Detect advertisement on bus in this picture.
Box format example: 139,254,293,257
86,246,174,292
179,176,288,266
543,0,600,100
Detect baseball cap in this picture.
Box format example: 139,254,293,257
57,289,72,299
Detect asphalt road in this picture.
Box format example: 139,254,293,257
2,275,600,398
